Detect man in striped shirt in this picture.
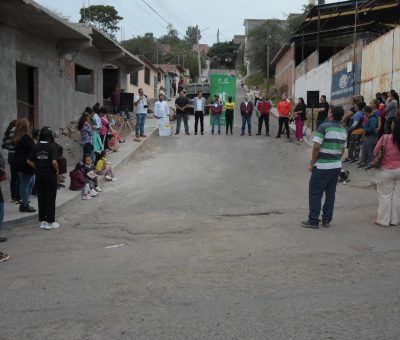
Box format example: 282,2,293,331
302,106,347,229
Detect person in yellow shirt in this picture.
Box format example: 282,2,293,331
225,96,235,135
95,150,118,181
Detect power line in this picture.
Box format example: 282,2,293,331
141,0,171,26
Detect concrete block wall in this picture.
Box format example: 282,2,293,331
0,24,103,135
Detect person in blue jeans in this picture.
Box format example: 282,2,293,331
302,106,347,229
13,118,36,213
134,88,148,140
240,95,254,136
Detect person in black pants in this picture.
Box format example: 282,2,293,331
27,127,60,230
225,96,235,135
193,91,206,135
276,94,292,139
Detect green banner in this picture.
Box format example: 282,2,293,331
209,74,236,126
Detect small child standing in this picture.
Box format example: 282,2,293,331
95,150,117,181
83,155,101,198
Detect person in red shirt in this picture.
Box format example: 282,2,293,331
210,95,223,135
256,92,272,136
276,94,292,139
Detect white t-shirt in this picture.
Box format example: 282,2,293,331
195,98,203,111
154,100,169,118
136,95,148,114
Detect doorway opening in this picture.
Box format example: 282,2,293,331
16,62,38,130
103,67,119,100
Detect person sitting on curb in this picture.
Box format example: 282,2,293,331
210,95,223,135
301,106,347,229
240,95,254,136
95,150,118,182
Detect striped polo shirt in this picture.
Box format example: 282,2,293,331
313,121,347,170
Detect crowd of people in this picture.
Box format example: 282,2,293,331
300,90,400,229
1,83,399,262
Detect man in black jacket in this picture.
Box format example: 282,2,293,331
175,91,190,135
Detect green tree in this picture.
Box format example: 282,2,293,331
208,41,240,69
122,33,158,61
158,24,180,46
248,19,289,75
79,5,122,39
185,26,201,47
287,4,313,34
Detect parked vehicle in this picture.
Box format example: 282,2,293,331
184,82,210,115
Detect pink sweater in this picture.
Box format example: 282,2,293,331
374,135,400,169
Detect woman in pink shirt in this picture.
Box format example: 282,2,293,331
374,117,400,227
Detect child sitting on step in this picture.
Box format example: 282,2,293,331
95,150,118,181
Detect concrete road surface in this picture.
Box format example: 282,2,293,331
1,84,400,339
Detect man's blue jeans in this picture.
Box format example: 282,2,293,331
18,172,35,205
211,115,221,132
136,113,147,136
241,116,251,134
0,202,4,233
308,167,341,225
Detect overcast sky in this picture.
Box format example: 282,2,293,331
36,0,344,45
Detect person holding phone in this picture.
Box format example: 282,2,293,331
134,88,148,141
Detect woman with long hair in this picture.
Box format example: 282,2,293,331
294,97,307,141
27,127,60,229
2,119,20,202
374,117,400,227
13,118,36,213
78,111,94,160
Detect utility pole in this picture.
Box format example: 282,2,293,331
197,25,201,82
217,28,220,43
352,0,358,95
266,34,271,93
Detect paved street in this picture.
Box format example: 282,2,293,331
1,87,400,340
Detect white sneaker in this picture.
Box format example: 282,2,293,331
89,189,98,197
95,187,102,192
105,175,112,181
111,177,118,182
40,221,47,229
47,222,60,229
82,194,92,200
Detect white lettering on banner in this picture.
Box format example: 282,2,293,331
332,87,353,97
